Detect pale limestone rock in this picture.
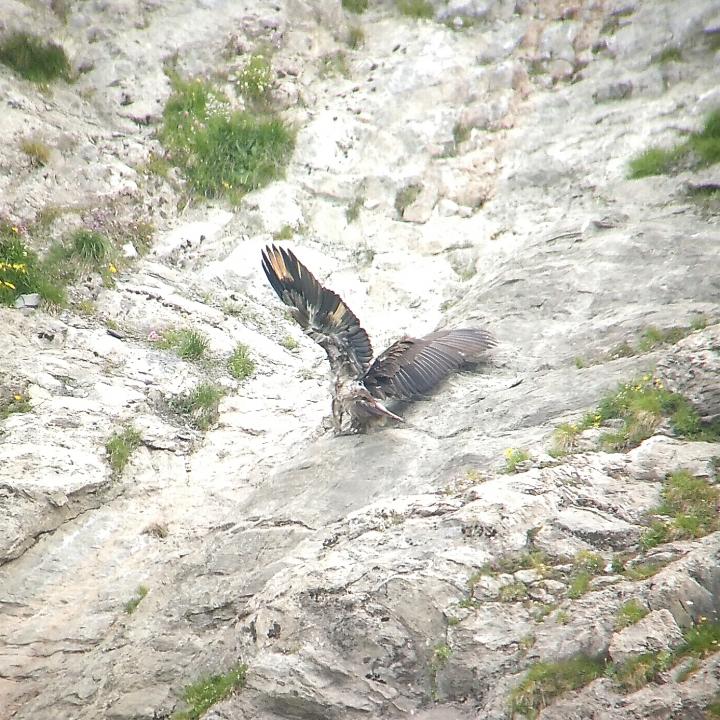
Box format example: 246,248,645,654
608,609,684,663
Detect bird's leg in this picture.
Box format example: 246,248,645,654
331,397,343,434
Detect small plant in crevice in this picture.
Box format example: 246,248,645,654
235,53,274,107
20,137,52,167
614,599,649,630
628,107,720,178
0,32,71,82
319,51,350,78
0,387,32,420
509,655,606,717
567,550,604,599
608,619,720,693
396,0,434,20
0,223,65,306
173,664,247,720
157,328,210,362
499,580,529,602
652,46,682,64
272,224,294,241
566,375,720,453
608,649,673,691
429,643,452,701
395,183,422,217
347,25,365,49
124,584,149,614
280,335,299,351
639,470,720,549
169,383,225,431
341,0,368,13
228,343,255,381
346,195,364,223
503,447,530,473
106,426,142,478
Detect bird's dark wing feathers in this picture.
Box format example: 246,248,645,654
261,244,373,378
364,328,496,400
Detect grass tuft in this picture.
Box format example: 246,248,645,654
576,375,720,451
157,328,209,361
608,650,673,691
0,388,32,420
235,53,273,107
159,74,294,201
396,0,434,19
173,664,246,720
510,655,605,717
347,25,365,49
20,137,52,167
342,0,368,13
124,584,149,614
652,47,682,64
170,383,225,431
0,32,71,83
71,229,111,263
628,107,720,177
106,426,142,478
628,146,685,178
503,447,530,473
615,599,649,630
641,470,720,549
228,343,255,380
0,223,66,306
395,183,422,216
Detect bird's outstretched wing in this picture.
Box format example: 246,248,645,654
261,245,373,379
363,328,495,401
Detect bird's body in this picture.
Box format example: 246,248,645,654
261,244,495,434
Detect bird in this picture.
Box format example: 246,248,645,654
261,244,495,434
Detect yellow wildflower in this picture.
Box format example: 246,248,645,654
14,394,23,402
108,263,117,274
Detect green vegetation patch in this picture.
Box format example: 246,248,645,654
510,655,605,718
395,183,423,216
280,335,299,351
628,108,720,178
574,374,719,452
640,470,720,549
347,25,365,49
0,32,71,82
319,51,350,78
169,382,225,431
20,137,51,167
106,426,142,478
0,387,31,420
346,195,364,223
228,343,255,380
342,0,368,13
652,46,682,64
609,620,720,693
503,447,530,473
160,74,295,201
124,584,149,614
397,0,434,19
235,53,273,106
568,551,604,599
608,649,673,691
615,599,649,630
0,223,65,306
173,664,247,720
157,328,209,361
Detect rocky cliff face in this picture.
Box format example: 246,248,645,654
1,0,720,719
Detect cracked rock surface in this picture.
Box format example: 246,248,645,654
1,0,720,718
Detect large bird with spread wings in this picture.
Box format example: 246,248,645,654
261,245,495,434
